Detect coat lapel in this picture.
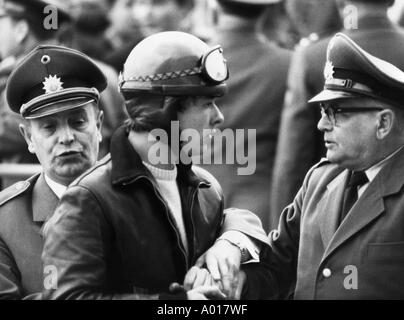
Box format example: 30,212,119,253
321,147,404,262
318,170,349,249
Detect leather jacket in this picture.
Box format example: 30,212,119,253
42,126,224,299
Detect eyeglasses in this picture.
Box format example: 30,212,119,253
319,103,383,126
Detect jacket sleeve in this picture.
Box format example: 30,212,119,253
220,208,269,246
41,185,185,300
242,164,318,299
0,235,23,299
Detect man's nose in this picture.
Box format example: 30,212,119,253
210,104,224,127
58,124,75,145
317,113,333,132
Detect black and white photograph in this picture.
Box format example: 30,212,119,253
0,0,404,312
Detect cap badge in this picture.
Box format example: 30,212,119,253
42,75,64,94
324,61,335,80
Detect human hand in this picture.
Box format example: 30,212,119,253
195,239,242,298
183,266,217,291
186,285,226,300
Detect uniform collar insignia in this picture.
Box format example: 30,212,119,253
42,74,64,94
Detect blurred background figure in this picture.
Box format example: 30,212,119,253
284,0,342,41
103,0,144,71
131,0,194,37
258,1,300,49
104,0,195,72
270,0,404,227
200,0,291,232
63,0,112,62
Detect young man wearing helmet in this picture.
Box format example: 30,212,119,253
41,31,267,300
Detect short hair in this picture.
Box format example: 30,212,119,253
217,0,268,19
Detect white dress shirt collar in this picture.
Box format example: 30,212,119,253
364,145,404,183
44,174,67,199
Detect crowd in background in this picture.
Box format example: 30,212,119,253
2,0,404,232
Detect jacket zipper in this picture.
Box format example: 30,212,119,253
123,175,189,271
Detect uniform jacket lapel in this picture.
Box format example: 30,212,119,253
322,147,404,262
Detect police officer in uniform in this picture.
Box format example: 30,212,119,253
0,0,126,190
271,0,402,222
0,0,71,188
0,45,106,299
245,33,404,299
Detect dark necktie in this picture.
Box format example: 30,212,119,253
339,171,369,224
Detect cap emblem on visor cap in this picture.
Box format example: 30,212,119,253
324,61,335,81
42,75,64,94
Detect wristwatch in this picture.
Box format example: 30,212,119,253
217,238,249,263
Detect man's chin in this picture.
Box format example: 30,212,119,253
54,163,91,180
326,151,338,163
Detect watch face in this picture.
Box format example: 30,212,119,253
204,48,228,83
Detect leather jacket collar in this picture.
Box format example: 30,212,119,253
110,125,210,188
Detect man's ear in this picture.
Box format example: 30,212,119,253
97,110,104,142
376,109,394,140
19,123,35,154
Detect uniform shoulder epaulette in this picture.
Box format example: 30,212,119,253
0,180,30,207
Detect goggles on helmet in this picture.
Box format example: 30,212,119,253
118,45,229,96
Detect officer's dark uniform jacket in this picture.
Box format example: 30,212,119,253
42,126,225,299
0,173,58,299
